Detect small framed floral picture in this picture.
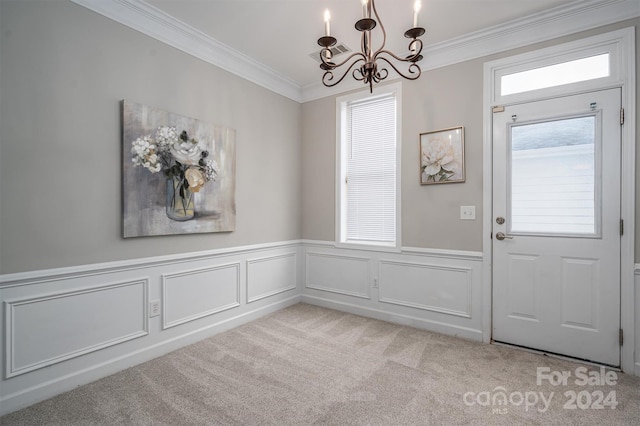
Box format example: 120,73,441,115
420,126,465,184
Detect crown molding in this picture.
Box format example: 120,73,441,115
301,0,639,102
423,0,637,70
69,0,303,102
70,0,638,104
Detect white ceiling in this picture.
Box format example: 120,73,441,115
147,0,577,87
72,0,638,101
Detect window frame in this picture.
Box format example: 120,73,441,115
492,42,622,105
335,82,402,252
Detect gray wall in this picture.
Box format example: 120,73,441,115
302,19,640,257
0,0,637,275
301,66,484,252
0,0,302,274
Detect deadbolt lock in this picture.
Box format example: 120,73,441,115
496,217,505,225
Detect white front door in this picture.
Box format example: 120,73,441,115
492,89,621,366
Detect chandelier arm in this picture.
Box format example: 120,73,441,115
407,38,424,62
372,67,389,83
370,0,387,57
320,50,367,70
322,58,366,87
374,40,423,63
375,49,415,63
375,56,422,80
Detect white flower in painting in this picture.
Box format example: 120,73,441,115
202,158,219,182
170,140,201,165
131,135,162,173
421,137,459,180
155,126,178,151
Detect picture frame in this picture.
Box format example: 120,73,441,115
122,100,236,238
420,126,465,184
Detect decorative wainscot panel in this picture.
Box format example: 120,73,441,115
122,100,236,237
4,279,148,378
162,263,241,330
247,253,298,304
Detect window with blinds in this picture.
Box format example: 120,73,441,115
336,84,400,249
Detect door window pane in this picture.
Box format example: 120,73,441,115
510,116,597,235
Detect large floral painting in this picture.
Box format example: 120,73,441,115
420,126,465,184
122,100,236,237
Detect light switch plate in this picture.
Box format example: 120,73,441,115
460,205,476,220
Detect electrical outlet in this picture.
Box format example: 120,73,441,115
149,300,161,318
373,278,379,288
460,205,476,220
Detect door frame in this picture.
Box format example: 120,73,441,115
482,27,636,374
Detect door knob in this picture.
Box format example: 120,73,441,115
495,232,513,241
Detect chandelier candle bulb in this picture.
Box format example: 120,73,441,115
362,0,368,18
413,0,421,28
324,9,331,36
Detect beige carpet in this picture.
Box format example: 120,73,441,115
2,303,639,425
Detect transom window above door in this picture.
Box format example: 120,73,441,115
489,34,625,105
501,53,610,96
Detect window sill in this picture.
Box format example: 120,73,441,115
335,241,401,253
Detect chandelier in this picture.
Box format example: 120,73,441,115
317,0,425,92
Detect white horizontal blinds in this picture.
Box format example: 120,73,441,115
346,94,396,243
510,116,597,235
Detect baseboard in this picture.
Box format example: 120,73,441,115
0,295,300,417
301,295,483,342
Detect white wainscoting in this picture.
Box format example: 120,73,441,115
305,252,371,299
0,241,301,416
2,242,636,416
379,260,472,318
5,279,149,378
163,263,241,329
302,241,484,342
247,252,298,303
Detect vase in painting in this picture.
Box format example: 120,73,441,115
166,176,195,221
